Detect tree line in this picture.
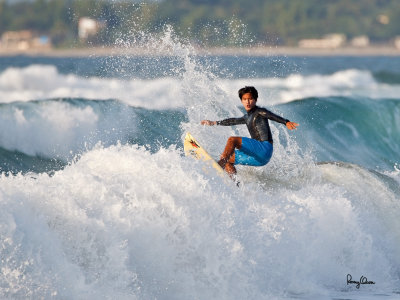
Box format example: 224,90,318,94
0,0,399,47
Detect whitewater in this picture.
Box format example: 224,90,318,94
0,31,399,299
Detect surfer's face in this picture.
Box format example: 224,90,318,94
241,93,256,111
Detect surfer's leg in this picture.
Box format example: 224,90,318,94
234,138,273,166
218,137,242,171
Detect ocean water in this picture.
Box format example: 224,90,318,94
0,32,399,299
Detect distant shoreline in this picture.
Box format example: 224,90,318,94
201,46,400,56
1,45,400,57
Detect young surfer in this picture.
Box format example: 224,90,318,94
201,86,298,177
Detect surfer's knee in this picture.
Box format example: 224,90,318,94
227,136,242,149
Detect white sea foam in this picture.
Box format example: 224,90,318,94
0,143,398,299
1,65,400,109
0,65,184,109
0,100,136,159
218,69,400,105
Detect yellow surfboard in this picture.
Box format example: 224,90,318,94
183,132,225,177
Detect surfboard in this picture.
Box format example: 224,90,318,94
183,132,225,177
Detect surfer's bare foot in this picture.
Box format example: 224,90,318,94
224,163,237,176
218,159,227,169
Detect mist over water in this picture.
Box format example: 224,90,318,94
0,27,399,299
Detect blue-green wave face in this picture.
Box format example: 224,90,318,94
280,96,400,170
0,51,399,300
0,95,398,174
0,98,187,173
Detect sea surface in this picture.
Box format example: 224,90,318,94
0,34,399,299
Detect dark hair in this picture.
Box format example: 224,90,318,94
238,86,258,101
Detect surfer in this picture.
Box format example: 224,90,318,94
201,86,298,177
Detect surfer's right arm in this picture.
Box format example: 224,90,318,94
201,117,246,126
201,120,217,126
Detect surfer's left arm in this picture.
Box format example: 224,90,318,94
259,109,299,130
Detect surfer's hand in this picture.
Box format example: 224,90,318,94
201,120,216,126
286,122,299,130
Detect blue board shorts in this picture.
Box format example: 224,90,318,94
234,137,273,166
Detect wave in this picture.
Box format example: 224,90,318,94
0,143,398,299
283,96,400,170
0,64,187,109
1,65,399,299
2,65,400,109
0,98,186,171
0,95,398,174
0,98,135,161
242,68,400,104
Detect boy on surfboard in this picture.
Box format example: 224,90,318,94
201,86,298,177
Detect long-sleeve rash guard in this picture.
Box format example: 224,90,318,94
216,106,289,144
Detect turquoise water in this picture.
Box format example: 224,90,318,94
0,44,399,299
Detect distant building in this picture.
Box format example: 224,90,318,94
377,14,390,25
298,34,346,49
0,30,52,51
351,35,370,48
395,36,400,50
78,17,106,40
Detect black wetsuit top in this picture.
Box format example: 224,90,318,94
216,106,289,144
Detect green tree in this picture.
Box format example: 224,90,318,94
1,0,400,47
